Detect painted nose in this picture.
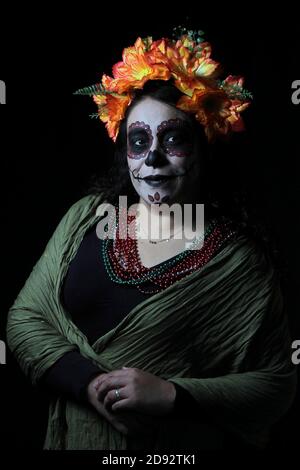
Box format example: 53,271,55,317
145,149,166,168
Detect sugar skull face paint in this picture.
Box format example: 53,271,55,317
126,97,202,206
157,118,194,158
127,121,153,159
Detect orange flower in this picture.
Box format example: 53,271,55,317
77,33,252,142
227,100,250,131
148,38,168,60
222,75,245,89
102,73,114,90
166,36,220,97
177,87,250,140
93,94,109,123
93,92,132,141
177,89,233,140
109,37,170,94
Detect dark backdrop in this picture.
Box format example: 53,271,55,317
0,5,299,455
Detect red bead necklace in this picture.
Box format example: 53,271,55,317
103,206,238,294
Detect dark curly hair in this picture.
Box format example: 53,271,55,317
85,80,286,281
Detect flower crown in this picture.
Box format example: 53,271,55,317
75,29,253,142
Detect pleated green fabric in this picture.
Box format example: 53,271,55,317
6,193,297,450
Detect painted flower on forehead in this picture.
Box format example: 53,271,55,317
74,29,252,142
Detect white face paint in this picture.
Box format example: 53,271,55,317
126,97,202,206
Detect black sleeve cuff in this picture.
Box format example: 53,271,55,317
40,350,102,403
170,383,198,416
168,382,212,424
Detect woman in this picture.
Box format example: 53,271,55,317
6,31,297,450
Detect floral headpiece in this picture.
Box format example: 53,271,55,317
75,29,252,142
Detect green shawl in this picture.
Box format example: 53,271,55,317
6,193,297,450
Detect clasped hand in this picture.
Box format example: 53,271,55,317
87,367,176,437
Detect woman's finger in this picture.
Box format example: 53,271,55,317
93,373,109,390
97,376,129,401
102,369,132,381
103,386,129,409
95,368,136,392
111,397,133,412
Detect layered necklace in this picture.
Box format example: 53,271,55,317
101,206,237,294
137,223,184,244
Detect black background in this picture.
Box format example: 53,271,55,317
0,4,299,456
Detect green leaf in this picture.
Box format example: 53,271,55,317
74,83,107,96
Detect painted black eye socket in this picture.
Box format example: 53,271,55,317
165,134,184,145
160,129,193,148
128,130,151,154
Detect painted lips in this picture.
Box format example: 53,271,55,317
141,175,178,187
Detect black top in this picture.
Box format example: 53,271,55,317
40,221,258,449
41,222,198,414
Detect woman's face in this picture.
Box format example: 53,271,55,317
126,97,203,206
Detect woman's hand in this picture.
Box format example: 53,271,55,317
87,374,129,435
87,373,161,437
95,367,176,416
